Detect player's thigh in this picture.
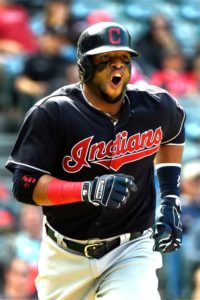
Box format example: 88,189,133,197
96,259,161,300
95,235,162,300
36,236,95,300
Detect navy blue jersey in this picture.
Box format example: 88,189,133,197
5,83,185,239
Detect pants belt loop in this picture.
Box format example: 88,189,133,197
120,233,131,245
53,229,67,249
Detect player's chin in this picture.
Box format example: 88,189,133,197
103,90,126,104
109,85,127,102
101,79,128,103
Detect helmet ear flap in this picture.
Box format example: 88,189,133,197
78,55,95,83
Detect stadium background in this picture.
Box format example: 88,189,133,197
0,0,200,299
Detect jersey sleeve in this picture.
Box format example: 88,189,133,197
160,92,186,145
5,100,61,174
129,84,186,145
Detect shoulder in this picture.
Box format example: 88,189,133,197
38,83,81,106
23,83,81,123
30,83,81,111
127,83,184,111
127,83,171,97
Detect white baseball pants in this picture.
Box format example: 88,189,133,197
35,228,162,300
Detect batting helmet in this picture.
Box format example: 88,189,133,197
77,22,139,82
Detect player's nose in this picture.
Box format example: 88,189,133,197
110,57,125,69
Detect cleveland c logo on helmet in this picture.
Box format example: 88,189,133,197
108,28,122,44
77,22,140,83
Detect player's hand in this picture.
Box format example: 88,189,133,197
82,174,137,209
154,197,182,253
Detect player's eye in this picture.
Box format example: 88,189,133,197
122,55,131,64
100,55,110,63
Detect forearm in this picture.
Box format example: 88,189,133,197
15,76,48,96
33,175,83,206
155,144,184,198
0,39,24,53
154,144,183,252
13,170,83,206
13,169,136,209
33,174,54,206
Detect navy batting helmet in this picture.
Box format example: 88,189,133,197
77,22,139,82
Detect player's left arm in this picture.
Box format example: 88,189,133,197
154,143,184,253
153,90,186,253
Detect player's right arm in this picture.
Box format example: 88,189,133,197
33,174,56,206
7,96,137,210
13,170,137,209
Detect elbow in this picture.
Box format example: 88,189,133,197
12,181,38,206
12,169,41,206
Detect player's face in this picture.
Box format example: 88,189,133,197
89,51,132,104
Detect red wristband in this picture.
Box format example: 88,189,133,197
47,178,83,205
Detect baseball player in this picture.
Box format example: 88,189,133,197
6,22,185,300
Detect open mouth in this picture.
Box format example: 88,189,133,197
111,73,122,85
